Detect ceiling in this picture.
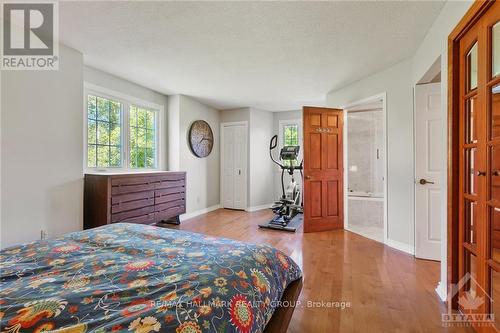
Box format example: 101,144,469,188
59,1,445,111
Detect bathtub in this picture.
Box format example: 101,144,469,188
348,191,383,200
347,192,384,233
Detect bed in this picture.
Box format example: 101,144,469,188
0,223,302,333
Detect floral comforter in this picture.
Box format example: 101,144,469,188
0,223,302,333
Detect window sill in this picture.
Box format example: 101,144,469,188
84,168,165,175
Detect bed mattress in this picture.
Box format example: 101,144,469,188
0,223,302,333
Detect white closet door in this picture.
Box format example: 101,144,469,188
223,126,235,208
222,124,247,210
233,125,247,209
415,82,442,261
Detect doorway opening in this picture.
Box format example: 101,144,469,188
343,94,387,243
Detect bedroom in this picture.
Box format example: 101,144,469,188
1,1,499,332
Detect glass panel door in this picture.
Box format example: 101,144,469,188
454,2,500,329
459,24,483,318
487,9,500,330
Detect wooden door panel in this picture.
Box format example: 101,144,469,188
309,181,322,218
327,114,338,127
309,133,322,170
326,133,339,170
326,180,339,217
310,113,322,126
303,106,343,232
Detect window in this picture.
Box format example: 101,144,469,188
283,124,299,146
129,106,156,168
279,120,302,167
87,95,122,168
85,86,161,170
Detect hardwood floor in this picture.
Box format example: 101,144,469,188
167,208,472,333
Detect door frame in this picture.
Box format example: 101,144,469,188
447,0,494,310
342,92,388,244
220,121,249,210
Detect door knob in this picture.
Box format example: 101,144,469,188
419,178,434,185
493,170,500,176
477,171,486,176
305,175,311,179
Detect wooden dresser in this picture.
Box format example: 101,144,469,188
84,172,186,229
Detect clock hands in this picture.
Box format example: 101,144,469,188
198,137,213,143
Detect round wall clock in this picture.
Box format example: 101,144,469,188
189,120,214,158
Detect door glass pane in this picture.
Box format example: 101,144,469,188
465,200,477,245
466,96,478,143
492,207,500,264
492,145,500,201
466,148,478,194
493,22,500,78
468,42,478,91
462,250,478,312
493,84,500,139
491,269,500,329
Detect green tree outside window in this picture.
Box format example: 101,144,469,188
87,95,121,168
283,124,299,167
130,105,156,168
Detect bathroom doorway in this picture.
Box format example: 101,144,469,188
343,94,387,243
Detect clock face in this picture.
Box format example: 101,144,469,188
189,120,214,158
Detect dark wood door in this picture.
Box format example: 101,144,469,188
456,2,500,331
303,106,343,232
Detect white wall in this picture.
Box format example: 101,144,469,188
220,108,250,123
170,95,220,214
249,108,275,208
1,45,84,248
410,0,473,300
168,95,181,171
84,66,169,170
327,59,414,247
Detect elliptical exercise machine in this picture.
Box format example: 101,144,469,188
259,135,303,232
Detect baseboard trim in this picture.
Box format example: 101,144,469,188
385,238,414,255
180,204,221,221
435,281,447,302
246,203,273,212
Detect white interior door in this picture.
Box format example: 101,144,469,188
415,82,442,261
222,124,247,210
223,126,235,208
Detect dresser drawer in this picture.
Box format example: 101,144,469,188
118,213,156,225
112,196,155,214
112,191,155,205
111,175,156,186
112,183,155,195
156,199,185,212
156,206,185,222
155,192,184,204
111,205,155,223
155,179,185,191
155,173,185,182
155,187,185,198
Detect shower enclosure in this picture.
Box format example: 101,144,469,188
346,107,385,242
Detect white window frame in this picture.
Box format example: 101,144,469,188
83,82,164,173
